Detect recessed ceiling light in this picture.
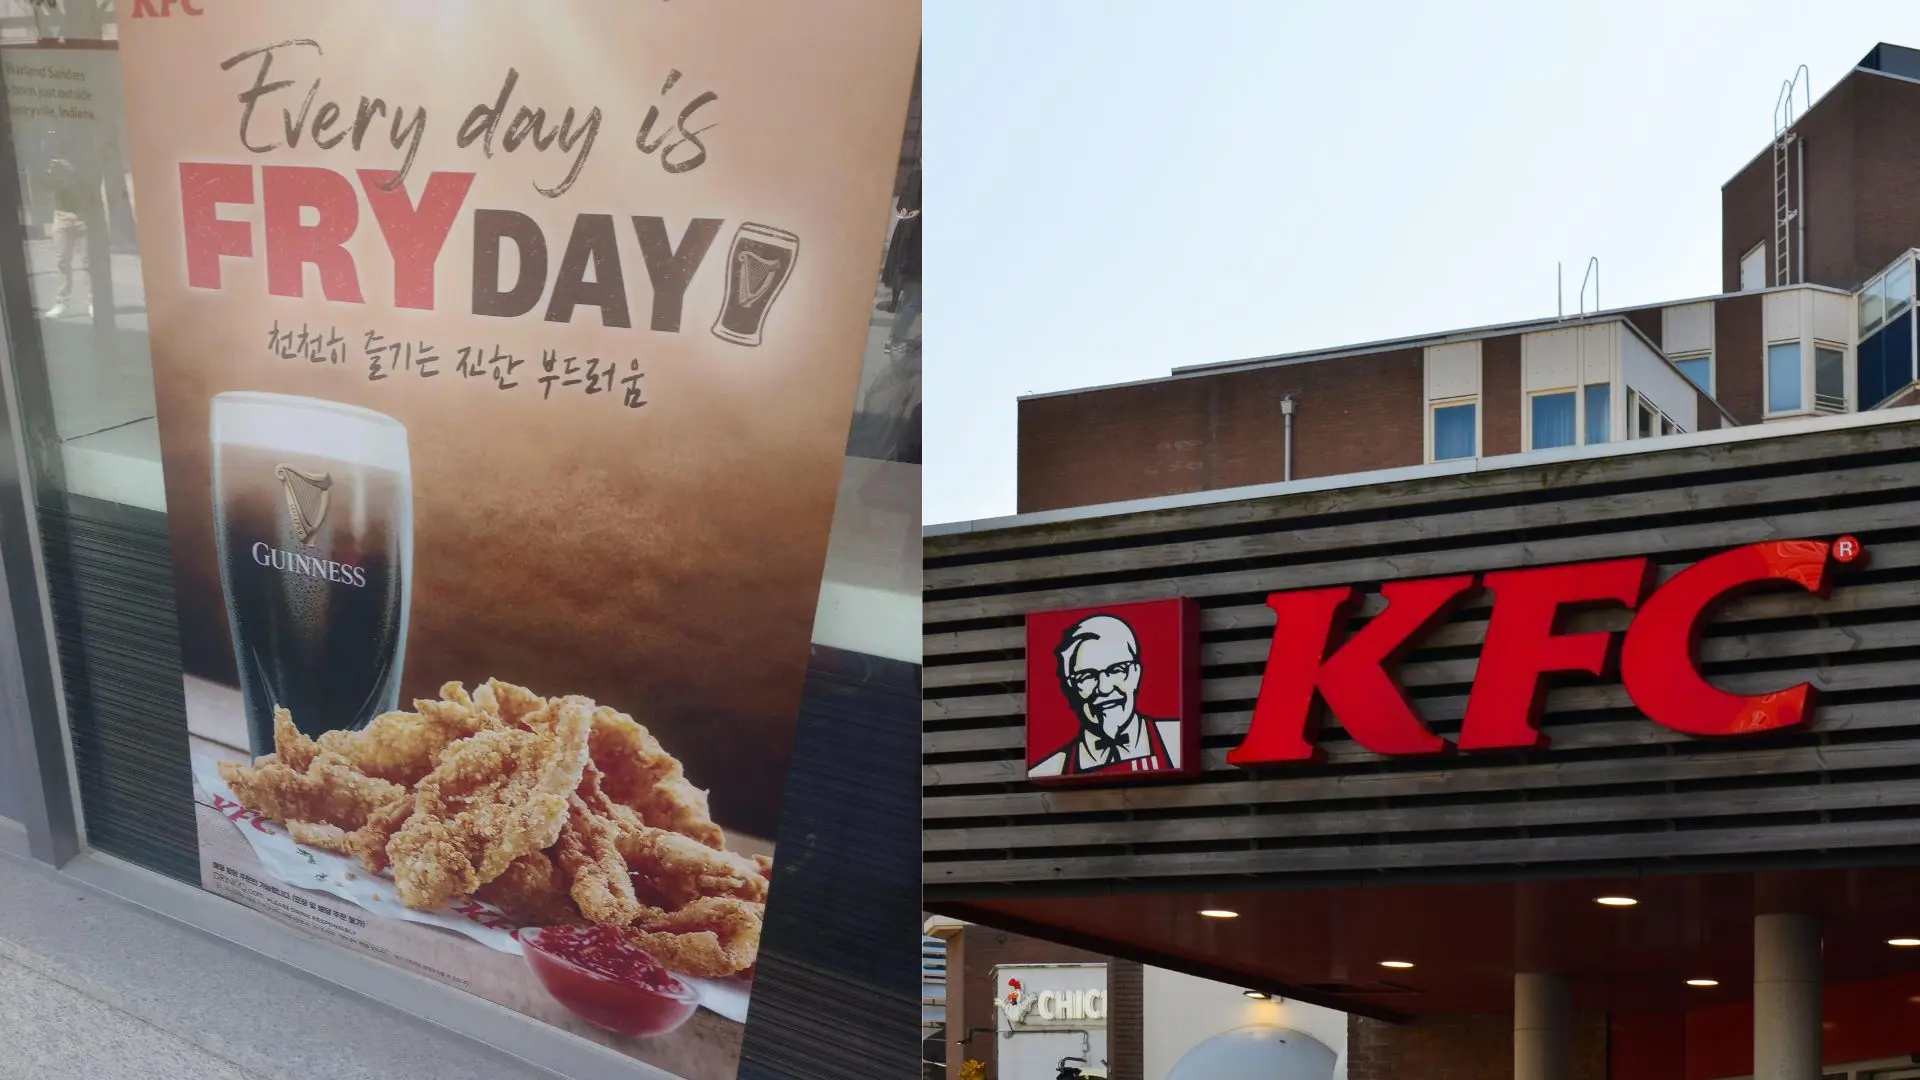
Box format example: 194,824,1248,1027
1596,896,1638,907
1243,990,1268,1000
1199,909,1240,919
1380,960,1414,969
1687,979,1719,988
1890,938,1920,947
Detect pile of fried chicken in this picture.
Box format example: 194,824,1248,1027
216,680,769,980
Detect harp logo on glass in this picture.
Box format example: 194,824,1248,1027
248,463,367,588
275,464,333,543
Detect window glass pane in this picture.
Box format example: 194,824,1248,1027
1674,355,1712,393
1433,403,1476,461
1889,256,1915,320
1769,342,1805,412
1814,346,1846,411
1583,384,1610,444
1638,403,1656,439
1530,392,1576,450
1863,275,1887,335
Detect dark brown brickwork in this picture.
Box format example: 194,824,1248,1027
944,926,1112,1080
1696,387,1720,431
1714,293,1764,424
1105,959,1143,1080
1346,1012,1608,1080
1481,334,1523,456
1723,70,1920,293
1852,72,1920,285
1624,306,1663,349
1017,348,1424,512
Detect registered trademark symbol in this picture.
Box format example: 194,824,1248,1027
1833,535,1864,564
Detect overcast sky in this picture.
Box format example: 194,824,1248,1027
921,0,1920,524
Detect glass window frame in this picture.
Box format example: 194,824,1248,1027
1430,398,1478,462
1583,383,1612,445
1814,342,1849,413
1767,340,1807,415
1527,389,1578,451
1672,352,1713,395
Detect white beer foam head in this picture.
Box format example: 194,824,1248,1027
211,392,411,474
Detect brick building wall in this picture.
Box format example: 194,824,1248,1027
1722,67,1920,294
1346,1012,1609,1080
1017,347,1424,513
1105,959,1143,1080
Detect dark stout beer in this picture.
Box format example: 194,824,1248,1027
711,222,800,347
211,394,413,756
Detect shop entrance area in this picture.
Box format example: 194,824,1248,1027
933,865,1920,1079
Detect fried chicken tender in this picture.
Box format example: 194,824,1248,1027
477,851,584,928
553,795,644,926
312,683,507,787
286,792,415,874
386,697,594,911
272,710,319,771
626,896,764,978
572,761,764,911
587,704,724,849
219,747,406,832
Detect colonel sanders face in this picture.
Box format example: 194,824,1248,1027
1058,614,1142,734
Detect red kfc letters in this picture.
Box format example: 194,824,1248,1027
1229,539,1844,764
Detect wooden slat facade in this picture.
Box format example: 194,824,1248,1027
922,416,1920,901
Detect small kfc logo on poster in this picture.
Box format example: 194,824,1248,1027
1025,597,1201,786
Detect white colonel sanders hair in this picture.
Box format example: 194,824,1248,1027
1055,614,1140,680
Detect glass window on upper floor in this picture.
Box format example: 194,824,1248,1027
1529,391,1576,450
1769,342,1805,413
1432,401,1476,461
1583,384,1610,444
1815,345,1847,412
1673,353,1712,394
1861,251,1917,338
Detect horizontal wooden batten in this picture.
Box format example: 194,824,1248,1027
923,418,1920,899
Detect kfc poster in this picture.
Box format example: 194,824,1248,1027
1025,598,1202,785
115,1,918,1074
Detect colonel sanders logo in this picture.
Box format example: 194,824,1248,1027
1025,599,1198,784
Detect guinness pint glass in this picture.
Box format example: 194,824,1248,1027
211,393,414,756
711,222,800,347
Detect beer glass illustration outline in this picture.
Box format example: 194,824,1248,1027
210,392,414,757
711,222,800,348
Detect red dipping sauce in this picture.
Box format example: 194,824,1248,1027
522,925,699,1038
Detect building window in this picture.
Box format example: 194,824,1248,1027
1432,401,1476,461
1768,342,1804,413
1583,384,1611,444
1637,398,1657,439
1530,391,1576,450
1741,243,1767,292
1814,345,1847,412
1672,353,1712,393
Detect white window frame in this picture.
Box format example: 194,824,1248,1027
1812,339,1850,413
1740,241,1768,292
1524,388,1580,452
1427,397,1480,463
1764,338,1808,417
1670,351,1714,395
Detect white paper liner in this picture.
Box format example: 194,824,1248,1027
192,753,752,1024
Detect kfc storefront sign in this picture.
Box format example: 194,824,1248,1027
1024,538,1863,785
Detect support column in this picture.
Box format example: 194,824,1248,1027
1515,972,1569,1080
1754,912,1822,1080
